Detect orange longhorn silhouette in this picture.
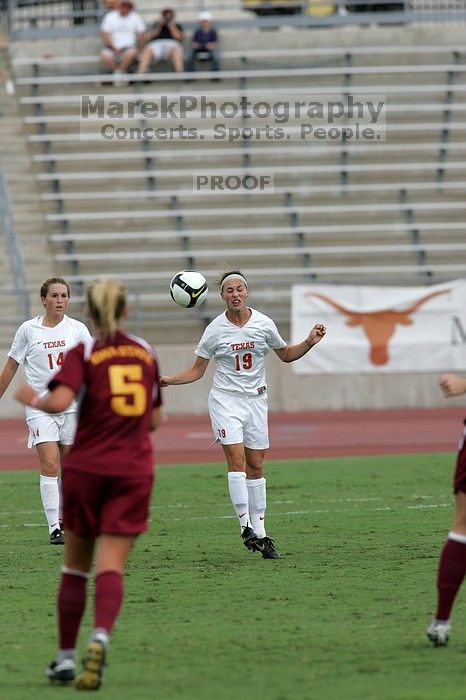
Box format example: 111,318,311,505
307,289,451,365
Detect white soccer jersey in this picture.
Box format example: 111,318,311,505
8,315,92,419
195,308,286,395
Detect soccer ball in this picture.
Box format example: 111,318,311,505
169,270,208,308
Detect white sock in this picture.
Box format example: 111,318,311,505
40,475,60,533
57,649,76,663
58,475,63,526
247,477,267,538
90,627,110,649
448,531,466,544
227,472,250,531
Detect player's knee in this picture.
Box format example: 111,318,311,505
40,457,60,477
247,464,263,479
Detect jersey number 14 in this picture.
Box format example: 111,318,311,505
47,352,64,370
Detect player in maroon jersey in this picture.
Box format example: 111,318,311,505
427,372,466,647
15,277,162,690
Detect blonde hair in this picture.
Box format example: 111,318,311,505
87,277,126,336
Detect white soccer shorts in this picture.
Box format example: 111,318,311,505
26,412,78,449
208,389,269,450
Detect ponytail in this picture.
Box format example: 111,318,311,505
87,277,126,337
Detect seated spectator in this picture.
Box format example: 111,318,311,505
100,1,145,79
186,11,220,74
137,7,184,74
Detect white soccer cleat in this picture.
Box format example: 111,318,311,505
46,657,76,683
427,620,451,647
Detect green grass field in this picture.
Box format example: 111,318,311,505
1,453,465,700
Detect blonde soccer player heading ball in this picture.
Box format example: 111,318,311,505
161,270,326,559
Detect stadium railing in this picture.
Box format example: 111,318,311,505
34,161,466,186
51,241,466,262
44,200,466,225
29,140,466,165
0,171,30,323
47,221,466,247
21,100,466,128
39,180,466,204
11,45,465,77
6,0,466,39
13,62,466,92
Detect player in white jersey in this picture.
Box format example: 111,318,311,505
161,270,326,559
0,278,91,545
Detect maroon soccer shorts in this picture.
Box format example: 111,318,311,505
453,421,466,494
61,468,154,537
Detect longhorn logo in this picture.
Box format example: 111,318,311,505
307,289,451,365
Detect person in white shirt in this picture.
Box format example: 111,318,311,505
161,270,326,559
100,0,145,79
0,277,91,545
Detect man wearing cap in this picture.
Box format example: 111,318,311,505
100,0,145,79
187,10,220,74
137,7,185,74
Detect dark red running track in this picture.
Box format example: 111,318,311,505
0,407,464,470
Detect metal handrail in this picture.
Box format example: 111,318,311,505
5,0,466,39
0,171,30,320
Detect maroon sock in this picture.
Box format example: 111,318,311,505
436,538,466,620
94,570,124,634
58,571,87,649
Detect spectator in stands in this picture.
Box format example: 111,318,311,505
186,11,220,74
100,0,145,79
137,7,184,74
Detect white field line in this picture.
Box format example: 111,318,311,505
0,496,452,527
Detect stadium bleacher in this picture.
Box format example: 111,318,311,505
1,27,464,345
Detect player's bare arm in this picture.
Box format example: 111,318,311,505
14,383,76,413
275,323,326,364
439,374,466,397
150,406,163,431
0,356,19,398
161,356,209,387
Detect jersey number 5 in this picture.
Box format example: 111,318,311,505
108,364,147,416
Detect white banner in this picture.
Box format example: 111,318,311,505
291,280,466,374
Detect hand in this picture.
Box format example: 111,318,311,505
306,323,326,348
14,384,37,406
439,374,466,398
160,376,170,388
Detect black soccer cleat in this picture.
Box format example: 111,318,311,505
74,640,106,691
46,658,76,683
241,526,261,551
258,536,281,559
50,528,65,545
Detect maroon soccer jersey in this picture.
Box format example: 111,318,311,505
48,330,162,476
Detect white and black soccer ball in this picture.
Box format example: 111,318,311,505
169,270,208,308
